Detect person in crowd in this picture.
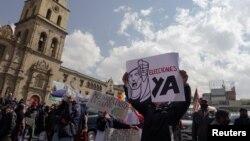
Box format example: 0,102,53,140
122,70,191,141
211,110,230,125
0,97,4,105
75,104,88,141
45,104,58,141
51,90,81,141
0,101,17,141
192,99,214,141
5,93,14,104
234,108,250,125
11,103,26,141
95,111,139,141
36,105,50,141
23,101,38,141
172,120,183,141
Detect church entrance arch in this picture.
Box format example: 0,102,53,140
30,95,40,106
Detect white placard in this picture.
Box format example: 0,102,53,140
87,91,129,119
126,52,185,103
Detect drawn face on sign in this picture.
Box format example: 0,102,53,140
128,68,142,90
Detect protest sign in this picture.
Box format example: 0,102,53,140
87,91,129,119
104,128,140,141
126,52,185,103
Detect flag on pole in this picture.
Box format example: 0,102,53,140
193,88,200,112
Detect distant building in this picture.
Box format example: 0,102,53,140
201,80,250,111
209,80,236,106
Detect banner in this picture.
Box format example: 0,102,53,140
51,81,66,92
87,91,129,119
126,52,185,103
49,81,89,104
104,128,140,141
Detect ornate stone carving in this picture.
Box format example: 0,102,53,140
0,25,14,40
106,78,114,93
32,60,49,72
52,4,60,13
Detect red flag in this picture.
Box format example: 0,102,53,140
193,88,200,112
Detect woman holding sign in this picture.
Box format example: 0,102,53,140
123,70,191,141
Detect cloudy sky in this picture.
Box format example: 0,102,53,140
1,0,250,99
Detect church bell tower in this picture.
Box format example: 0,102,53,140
11,0,70,104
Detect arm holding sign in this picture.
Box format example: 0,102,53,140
113,119,139,130
96,112,138,131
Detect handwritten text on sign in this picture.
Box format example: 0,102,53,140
87,91,129,119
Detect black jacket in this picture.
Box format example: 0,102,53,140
124,84,191,141
234,116,250,125
53,101,81,138
0,110,17,137
192,110,214,141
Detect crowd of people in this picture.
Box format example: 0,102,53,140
192,99,250,141
0,92,88,141
0,70,250,141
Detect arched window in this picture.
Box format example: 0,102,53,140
4,87,11,96
34,74,44,88
24,9,29,19
63,73,68,82
94,84,96,89
32,6,36,16
0,44,5,59
16,32,21,38
16,32,22,43
23,29,29,44
38,32,47,52
46,9,52,20
80,79,84,87
85,91,89,95
90,83,93,88
51,38,58,57
57,15,62,26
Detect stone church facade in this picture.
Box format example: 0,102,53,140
0,0,123,105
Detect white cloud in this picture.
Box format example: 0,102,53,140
118,11,138,36
117,7,155,40
10,23,15,32
158,8,165,13
108,40,115,46
192,0,209,9
140,7,153,16
62,30,103,74
95,0,250,99
114,6,131,13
